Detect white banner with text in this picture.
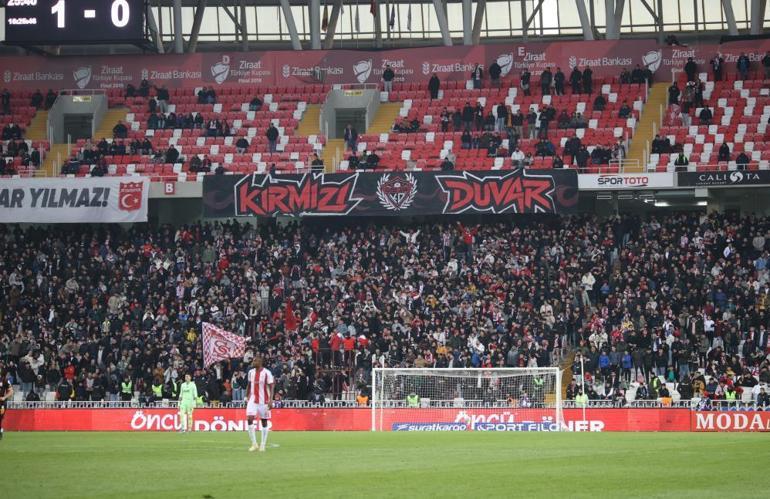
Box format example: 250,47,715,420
578,172,676,190
0,177,149,223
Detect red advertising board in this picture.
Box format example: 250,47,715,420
375,407,691,432
5,407,764,432
1,39,768,92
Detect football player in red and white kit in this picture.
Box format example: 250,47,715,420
246,355,274,452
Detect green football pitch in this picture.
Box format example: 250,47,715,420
1,432,768,498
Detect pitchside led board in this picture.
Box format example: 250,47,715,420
202,170,579,218
4,0,145,44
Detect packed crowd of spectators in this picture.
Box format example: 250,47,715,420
1,212,769,406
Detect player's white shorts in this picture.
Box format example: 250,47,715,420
246,398,271,419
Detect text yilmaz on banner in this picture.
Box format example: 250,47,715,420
0,177,149,223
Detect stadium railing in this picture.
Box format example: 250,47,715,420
7,400,362,409
562,399,769,410
57,89,108,97
644,162,768,173
561,400,689,409
9,399,768,410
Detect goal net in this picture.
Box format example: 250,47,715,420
372,368,562,432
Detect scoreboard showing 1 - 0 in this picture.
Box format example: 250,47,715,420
5,0,146,44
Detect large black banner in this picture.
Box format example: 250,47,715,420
678,171,770,187
203,170,579,218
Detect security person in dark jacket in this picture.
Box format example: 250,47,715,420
699,106,713,125
554,68,565,95
540,67,553,95
668,82,680,105
428,74,440,99
266,124,279,153
570,67,582,94
382,65,395,93
489,60,502,87
470,64,483,89
684,57,698,82
582,67,593,94
520,70,531,96
461,102,474,131
575,145,590,171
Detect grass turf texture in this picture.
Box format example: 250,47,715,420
1,432,768,498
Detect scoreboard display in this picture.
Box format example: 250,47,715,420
5,0,146,44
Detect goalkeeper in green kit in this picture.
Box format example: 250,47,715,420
178,373,198,433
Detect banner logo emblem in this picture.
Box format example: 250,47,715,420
211,56,231,85
73,66,92,89
376,173,417,211
353,59,373,83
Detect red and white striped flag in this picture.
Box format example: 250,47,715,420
202,322,247,368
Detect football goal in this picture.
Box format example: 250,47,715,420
371,368,562,432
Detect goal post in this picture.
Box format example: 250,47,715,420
371,368,562,432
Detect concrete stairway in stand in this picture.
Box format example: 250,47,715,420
325,103,401,171
39,107,129,176
543,350,576,408
626,83,668,172
42,144,71,176
367,102,403,134
322,139,346,172
301,102,403,172
560,351,577,400
26,110,49,141
92,107,129,141
26,110,55,175
296,104,321,136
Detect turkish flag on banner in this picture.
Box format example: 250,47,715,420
202,322,247,368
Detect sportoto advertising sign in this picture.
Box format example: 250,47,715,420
578,172,676,190
0,177,149,223
678,171,770,188
203,170,578,218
